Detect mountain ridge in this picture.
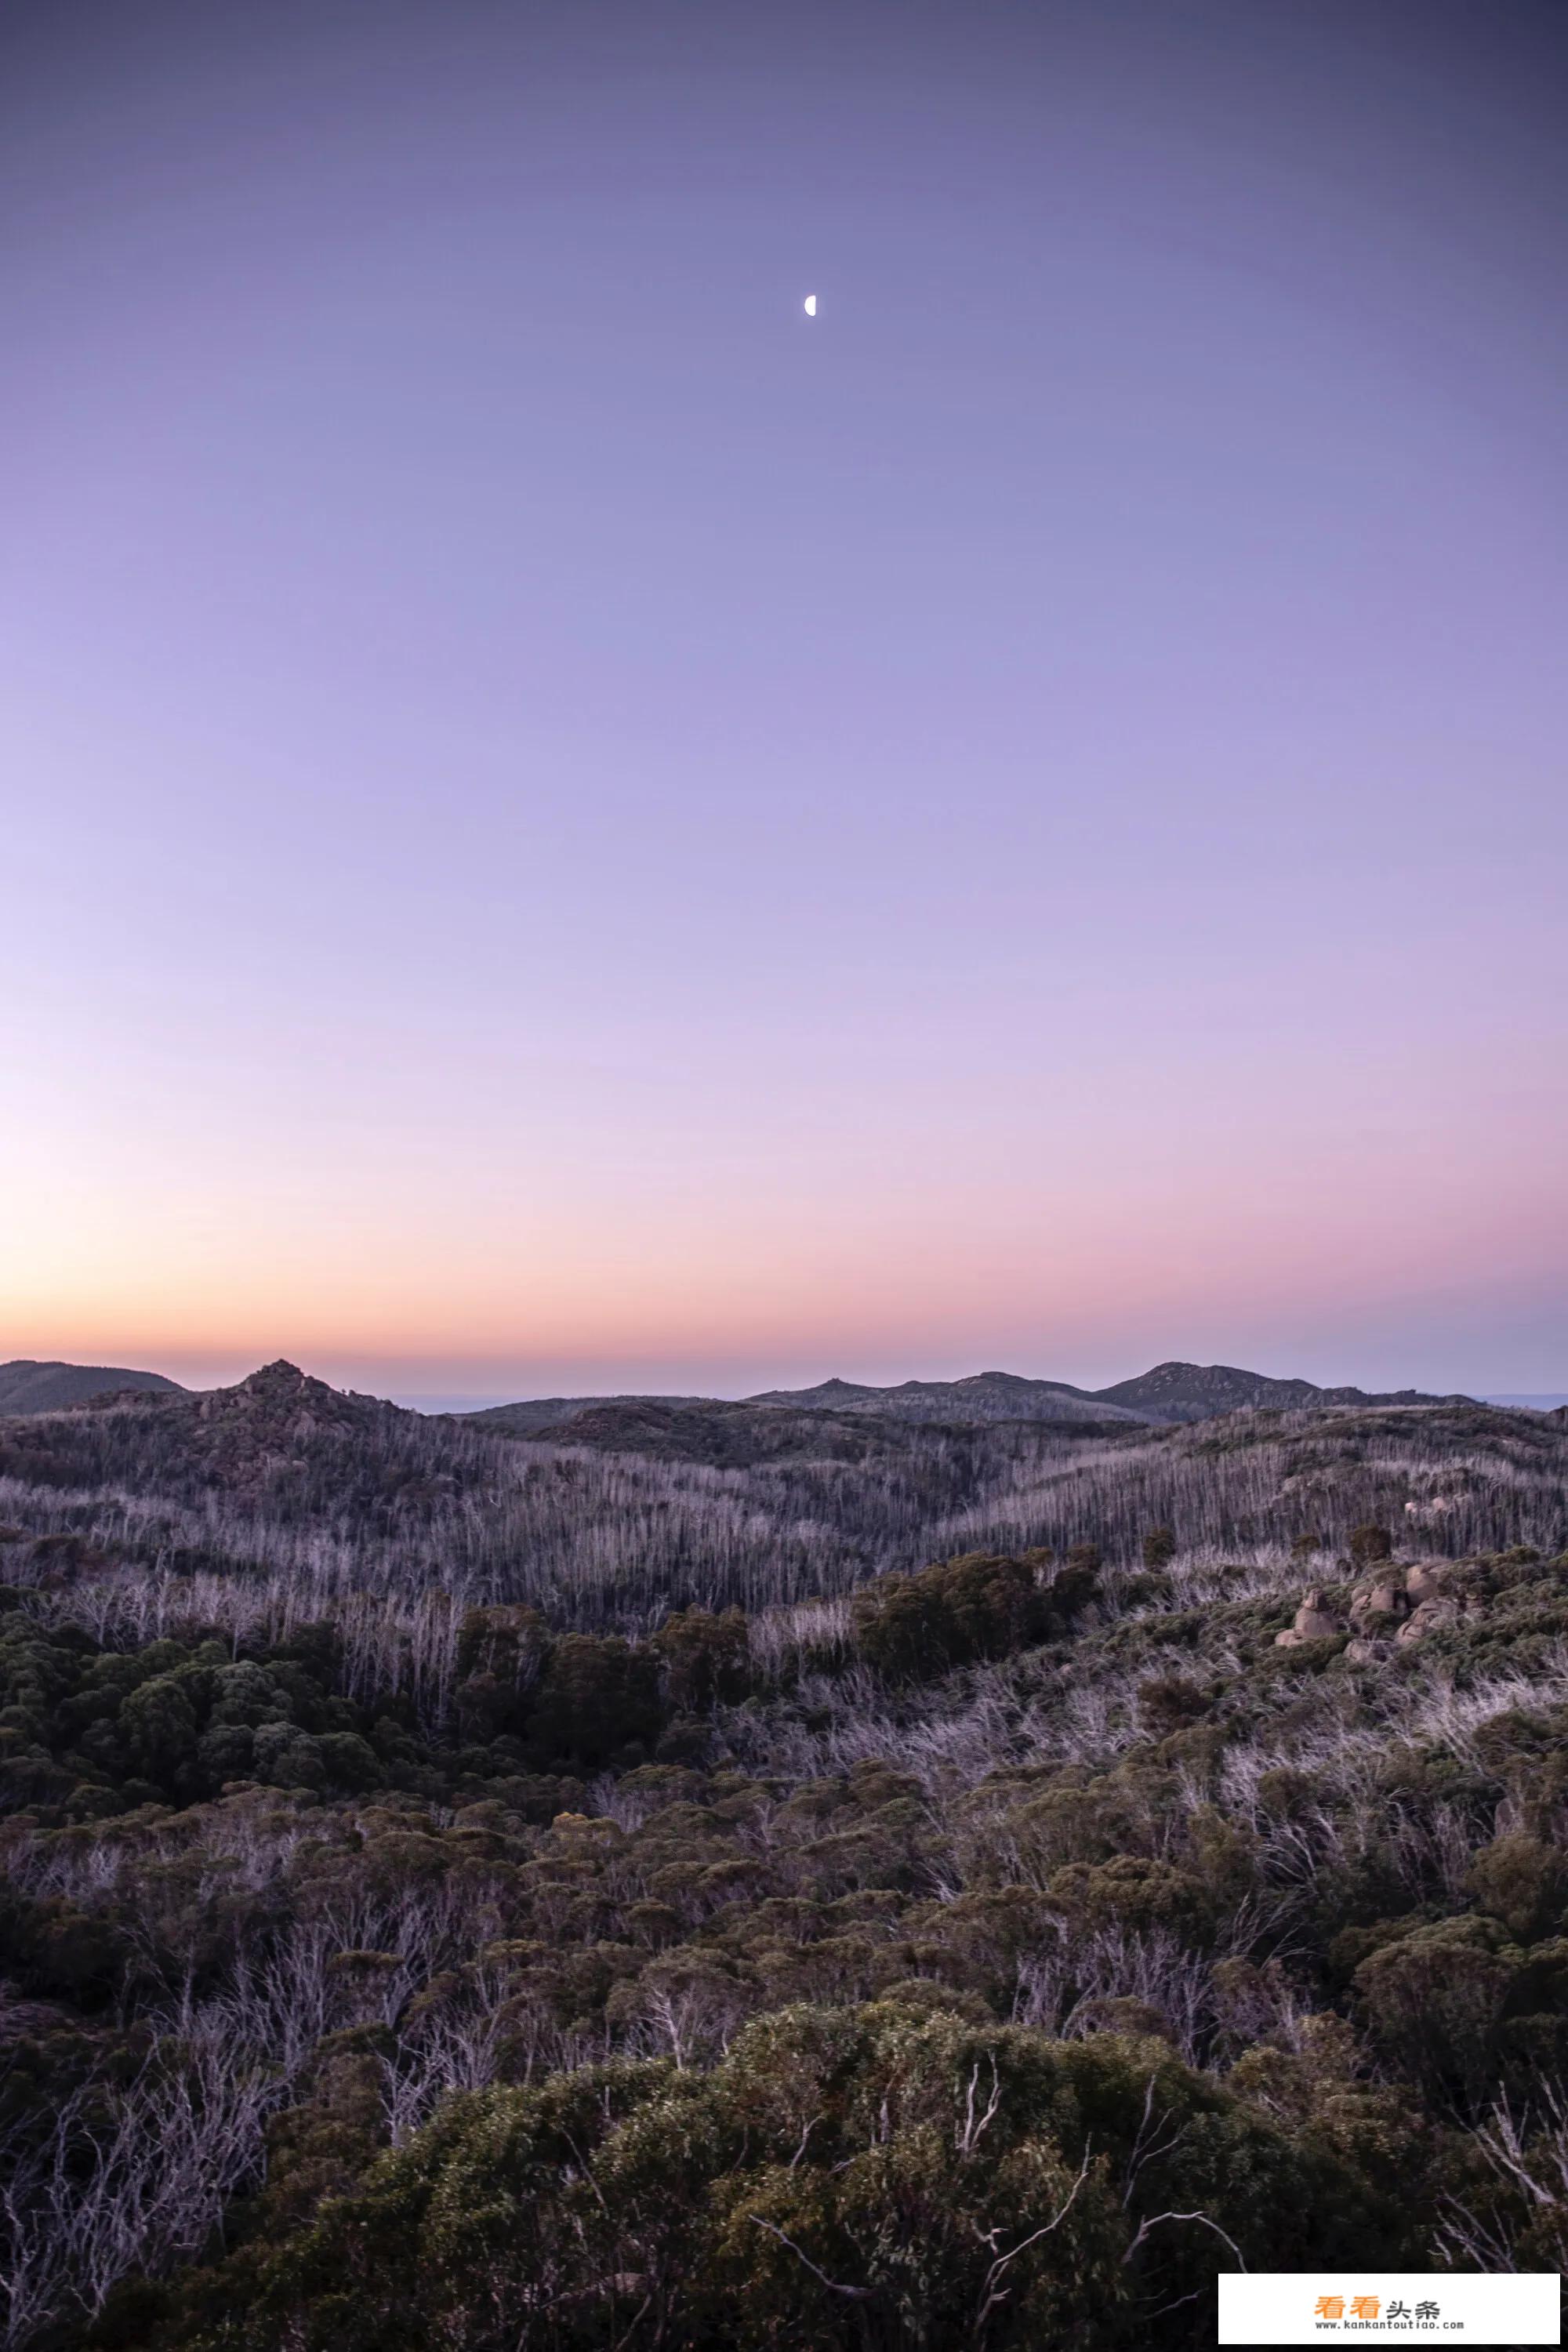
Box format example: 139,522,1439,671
741,1369,1142,1425
2,1354,1478,1428
525,1359,1475,1431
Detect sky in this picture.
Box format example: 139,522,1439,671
2,0,1565,1407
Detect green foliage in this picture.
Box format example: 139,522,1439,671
0,1615,384,1815
1468,1833,1568,1944
151,2005,1408,2350
1353,1918,1519,2110
524,1633,664,1769
1135,1672,1210,1739
650,1607,752,1710
851,1550,1090,1680
455,1604,547,1743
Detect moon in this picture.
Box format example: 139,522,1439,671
804,294,817,317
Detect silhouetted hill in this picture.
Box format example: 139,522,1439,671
0,1358,185,1414
743,1370,1144,1426
0,1359,452,1514
737,1363,1469,1427
466,1392,714,1437
1094,1359,1472,1422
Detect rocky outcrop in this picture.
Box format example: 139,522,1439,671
190,1362,405,1487
1278,1558,1481,1655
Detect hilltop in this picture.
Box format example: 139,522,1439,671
1094,1358,1474,1422
0,1359,185,1414
466,1390,720,1438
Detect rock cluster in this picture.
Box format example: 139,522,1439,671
1275,1561,1477,1657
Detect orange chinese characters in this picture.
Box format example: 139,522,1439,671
1314,2297,1345,2320
1350,2297,1381,2321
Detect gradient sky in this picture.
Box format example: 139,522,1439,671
3,0,1565,1405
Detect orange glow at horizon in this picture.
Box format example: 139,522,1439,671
8,1102,1563,1395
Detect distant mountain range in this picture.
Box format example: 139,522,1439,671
468,1358,1474,1433
0,1354,1480,1429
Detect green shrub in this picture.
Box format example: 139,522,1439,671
851,1550,1089,1681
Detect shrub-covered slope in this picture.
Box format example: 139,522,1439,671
2,1497,1568,2347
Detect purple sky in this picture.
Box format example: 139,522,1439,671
4,0,1565,1403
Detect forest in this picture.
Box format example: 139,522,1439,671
2,1364,1567,2347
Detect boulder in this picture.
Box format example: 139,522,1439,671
1274,1588,1345,1647
1395,1595,1461,1646
1349,1577,1407,1628
1404,1560,1450,1602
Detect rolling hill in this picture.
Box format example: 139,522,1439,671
0,1361,1559,1634
0,1358,186,1414
1093,1359,1473,1422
